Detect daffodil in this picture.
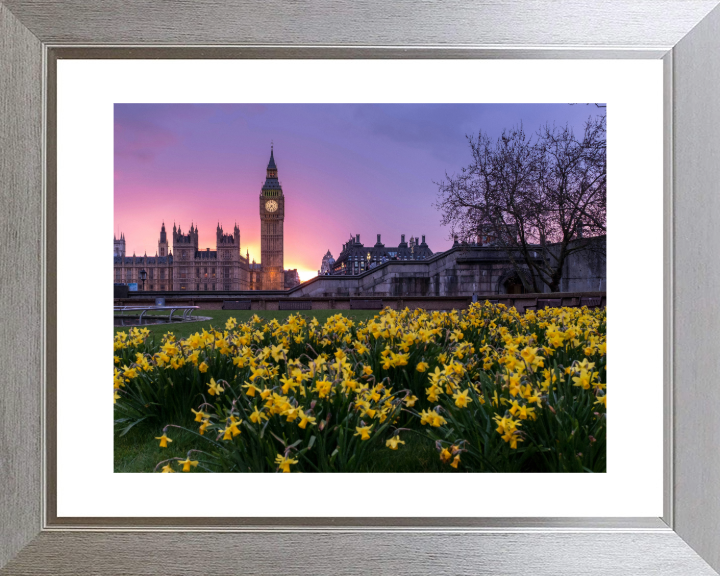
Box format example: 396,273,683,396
440,447,453,463
275,454,299,473
403,395,418,407
386,436,405,450
178,457,199,472
416,361,429,372
198,419,210,435
250,406,269,424
452,389,472,408
191,408,208,422
270,344,288,363
155,434,172,448
161,463,174,473
242,381,260,397
279,374,296,394
572,369,592,390
207,378,223,396
298,410,316,429
429,412,447,427
314,378,333,399
354,424,373,441
221,420,242,440
121,365,138,380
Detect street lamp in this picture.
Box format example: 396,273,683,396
139,268,147,291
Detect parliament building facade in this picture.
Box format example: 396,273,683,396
113,148,300,292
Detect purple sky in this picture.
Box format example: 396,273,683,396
114,103,600,280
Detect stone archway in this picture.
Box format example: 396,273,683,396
504,275,525,294
497,269,528,295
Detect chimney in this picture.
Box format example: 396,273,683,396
377,234,381,244
421,235,426,244
401,234,405,244
356,234,360,243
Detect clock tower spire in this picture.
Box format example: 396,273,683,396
259,144,285,290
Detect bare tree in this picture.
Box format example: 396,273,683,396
435,115,606,293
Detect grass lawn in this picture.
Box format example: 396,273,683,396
115,422,447,473
115,425,202,473
114,309,381,340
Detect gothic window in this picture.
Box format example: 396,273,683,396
149,268,154,279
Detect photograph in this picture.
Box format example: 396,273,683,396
113,103,607,474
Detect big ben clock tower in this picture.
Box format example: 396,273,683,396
259,145,285,290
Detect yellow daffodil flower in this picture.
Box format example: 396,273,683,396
207,378,223,396
403,395,418,407
178,457,198,472
198,419,210,435
155,434,172,448
354,424,373,441
386,436,405,450
275,454,299,473
191,408,208,422
297,410,316,429
452,389,472,408
250,406,269,424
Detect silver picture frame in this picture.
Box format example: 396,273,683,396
2,1,720,573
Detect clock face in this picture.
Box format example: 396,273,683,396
265,200,278,213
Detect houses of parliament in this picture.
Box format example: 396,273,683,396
113,147,300,292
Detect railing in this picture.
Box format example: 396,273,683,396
114,305,199,323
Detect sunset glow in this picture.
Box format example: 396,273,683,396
114,104,594,276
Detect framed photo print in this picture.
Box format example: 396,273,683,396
1,1,720,574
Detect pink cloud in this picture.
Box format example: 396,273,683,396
114,119,178,163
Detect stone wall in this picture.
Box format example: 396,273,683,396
117,238,606,300
557,237,607,292
116,291,606,314
292,239,606,298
